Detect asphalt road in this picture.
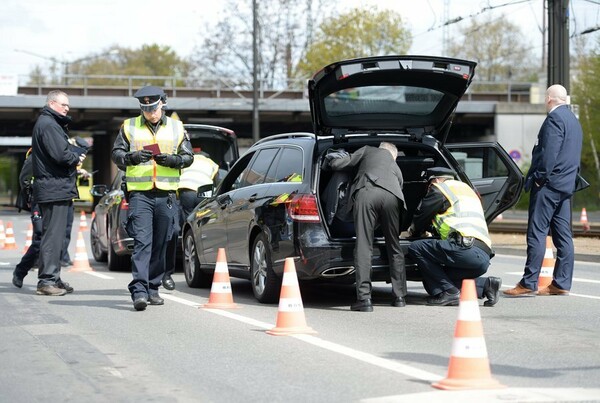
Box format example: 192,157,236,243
1,211,600,402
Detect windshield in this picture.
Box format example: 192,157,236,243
324,85,445,118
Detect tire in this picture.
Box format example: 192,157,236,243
90,218,107,262
107,222,131,272
183,230,212,288
250,233,281,303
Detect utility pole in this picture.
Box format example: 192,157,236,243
252,0,260,143
547,0,570,91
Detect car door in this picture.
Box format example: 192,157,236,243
226,147,280,265
446,143,524,222
193,152,255,265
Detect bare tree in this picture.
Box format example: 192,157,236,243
189,0,331,90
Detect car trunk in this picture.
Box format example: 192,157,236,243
318,141,441,240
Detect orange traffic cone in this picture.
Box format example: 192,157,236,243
580,208,590,232
23,223,33,254
432,279,505,390
266,258,317,336
3,222,17,250
79,210,88,231
537,236,555,290
69,231,93,272
202,248,238,309
0,219,5,249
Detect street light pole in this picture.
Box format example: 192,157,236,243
252,0,260,143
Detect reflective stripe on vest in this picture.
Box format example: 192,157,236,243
123,116,184,191
178,155,219,191
432,180,492,248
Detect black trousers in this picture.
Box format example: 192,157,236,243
14,208,43,280
38,200,72,287
127,191,176,300
408,238,490,298
353,185,406,300
60,204,74,263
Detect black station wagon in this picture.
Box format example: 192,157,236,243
182,55,524,303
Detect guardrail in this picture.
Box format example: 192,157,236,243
489,219,599,237
15,74,539,103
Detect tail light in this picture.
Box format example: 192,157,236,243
119,198,129,211
287,194,320,223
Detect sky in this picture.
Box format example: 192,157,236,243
2,0,599,82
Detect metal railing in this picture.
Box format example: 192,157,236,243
16,74,538,103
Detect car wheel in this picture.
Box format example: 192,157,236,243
107,222,131,272
90,218,107,262
250,233,281,303
183,230,212,288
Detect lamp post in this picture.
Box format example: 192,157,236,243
14,48,119,85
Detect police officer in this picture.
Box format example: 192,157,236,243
112,86,193,311
407,167,502,306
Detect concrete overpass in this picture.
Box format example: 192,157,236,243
0,83,545,197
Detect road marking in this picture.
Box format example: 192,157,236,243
85,272,114,280
162,295,442,382
0,262,10,266
505,272,600,284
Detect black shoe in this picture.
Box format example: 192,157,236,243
133,297,148,311
12,272,23,288
56,280,74,294
426,290,460,306
351,298,373,312
483,276,502,307
148,295,164,305
60,260,73,268
391,297,406,307
162,275,175,290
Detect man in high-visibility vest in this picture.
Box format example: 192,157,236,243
407,167,501,307
112,86,193,311
162,149,219,290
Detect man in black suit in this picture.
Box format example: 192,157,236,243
504,84,583,297
326,142,407,312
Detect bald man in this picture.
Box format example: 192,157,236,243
504,84,583,297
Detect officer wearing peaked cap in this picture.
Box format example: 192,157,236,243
407,166,502,307
112,85,193,311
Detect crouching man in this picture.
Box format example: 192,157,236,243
407,167,501,306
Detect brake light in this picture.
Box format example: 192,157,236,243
288,194,320,223
120,198,129,210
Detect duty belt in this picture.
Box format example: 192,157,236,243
449,232,494,258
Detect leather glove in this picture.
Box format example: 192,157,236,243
154,153,182,168
128,150,153,165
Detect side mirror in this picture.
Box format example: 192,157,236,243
90,184,108,197
197,184,214,198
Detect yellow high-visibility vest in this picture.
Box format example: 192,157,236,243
178,154,219,191
432,180,492,248
123,116,184,191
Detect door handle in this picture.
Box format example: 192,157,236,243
248,193,258,202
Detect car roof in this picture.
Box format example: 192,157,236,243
308,55,476,144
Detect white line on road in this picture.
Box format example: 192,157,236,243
85,271,114,280
162,294,443,382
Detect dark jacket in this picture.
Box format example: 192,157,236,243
31,106,81,203
525,105,583,194
328,145,406,213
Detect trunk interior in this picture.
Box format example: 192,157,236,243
318,143,443,239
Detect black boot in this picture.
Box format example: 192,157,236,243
483,277,502,307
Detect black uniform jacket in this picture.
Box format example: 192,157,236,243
111,113,193,171
410,185,450,236
31,106,81,203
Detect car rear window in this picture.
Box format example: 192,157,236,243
324,85,444,117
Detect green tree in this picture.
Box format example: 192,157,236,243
571,42,600,210
27,44,192,87
447,14,537,83
294,7,412,79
